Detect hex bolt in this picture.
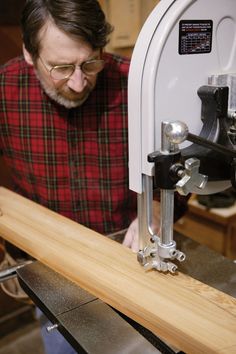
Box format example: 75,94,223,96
46,323,59,333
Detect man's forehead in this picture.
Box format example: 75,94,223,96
38,20,95,61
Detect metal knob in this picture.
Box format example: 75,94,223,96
176,158,208,195
164,121,189,144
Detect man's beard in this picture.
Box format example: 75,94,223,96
35,70,92,109
42,84,90,108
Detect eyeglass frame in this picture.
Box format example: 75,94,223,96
38,55,105,80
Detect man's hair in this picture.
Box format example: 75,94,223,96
21,0,113,59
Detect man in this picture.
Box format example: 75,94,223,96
0,0,188,353
1,0,138,240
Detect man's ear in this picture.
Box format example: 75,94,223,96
22,44,34,65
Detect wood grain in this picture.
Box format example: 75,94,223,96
0,187,235,353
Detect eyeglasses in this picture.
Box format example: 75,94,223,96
39,56,105,80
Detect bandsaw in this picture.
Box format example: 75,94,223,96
128,0,236,273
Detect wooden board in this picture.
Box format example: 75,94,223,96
0,187,235,353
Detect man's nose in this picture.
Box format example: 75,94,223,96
66,67,87,92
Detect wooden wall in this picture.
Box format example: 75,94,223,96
0,26,22,65
0,4,23,188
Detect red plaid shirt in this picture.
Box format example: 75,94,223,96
0,54,188,235
0,53,137,234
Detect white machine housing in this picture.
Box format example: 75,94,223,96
129,0,236,193
128,0,236,272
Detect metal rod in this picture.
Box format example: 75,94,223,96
159,122,175,246
138,174,157,251
160,189,174,246
187,132,236,157
0,260,33,283
138,193,149,251
144,174,156,238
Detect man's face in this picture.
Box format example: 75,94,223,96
23,21,101,108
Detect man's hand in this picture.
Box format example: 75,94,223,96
122,218,139,252
122,200,160,252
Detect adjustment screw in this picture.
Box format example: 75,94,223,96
46,323,59,333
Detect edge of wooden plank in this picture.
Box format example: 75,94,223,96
0,187,235,353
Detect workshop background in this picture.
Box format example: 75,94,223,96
0,0,236,353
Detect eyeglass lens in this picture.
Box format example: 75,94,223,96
50,60,105,80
